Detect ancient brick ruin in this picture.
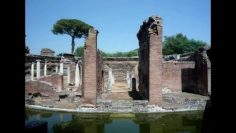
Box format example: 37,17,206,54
82,28,100,104
137,16,163,105
25,15,211,109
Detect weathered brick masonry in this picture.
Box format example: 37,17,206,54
162,61,195,92
97,51,103,97
183,48,211,96
82,28,99,104
39,74,64,92
137,16,163,105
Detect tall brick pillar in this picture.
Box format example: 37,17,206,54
82,28,99,104
137,16,163,105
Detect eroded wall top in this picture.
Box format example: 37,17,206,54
137,15,162,41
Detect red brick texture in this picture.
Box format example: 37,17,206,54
39,74,63,92
97,51,103,97
137,16,163,105
162,61,195,92
25,79,60,101
82,28,99,104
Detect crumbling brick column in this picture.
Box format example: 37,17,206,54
137,16,163,105
82,28,99,104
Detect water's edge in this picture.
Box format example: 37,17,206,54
25,104,204,113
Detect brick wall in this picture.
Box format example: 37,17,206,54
97,51,103,97
184,49,211,96
162,61,195,92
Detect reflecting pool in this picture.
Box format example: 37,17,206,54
25,108,203,133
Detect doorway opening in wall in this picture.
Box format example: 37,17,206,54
101,58,142,101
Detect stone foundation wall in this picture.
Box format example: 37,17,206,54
25,80,59,101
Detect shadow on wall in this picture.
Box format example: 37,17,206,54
128,78,142,100
181,68,208,96
181,68,197,94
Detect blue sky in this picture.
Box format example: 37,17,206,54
26,0,210,55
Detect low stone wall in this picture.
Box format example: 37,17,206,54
39,74,64,92
25,80,59,101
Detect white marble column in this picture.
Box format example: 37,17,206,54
36,60,41,79
31,62,35,80
112,74,115,85
67,66,70,84
79,65,82,85
59,62,63,75
75,63,80,87
44,61,47,76
55,65,58,73
177,54,180,60
129,74,132,89
126,71,130,86
108,67,112,91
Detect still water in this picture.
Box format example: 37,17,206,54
25,108,203,133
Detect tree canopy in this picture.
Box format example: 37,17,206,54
74,46,84,57
25,46,30,54
74,33,207,57
162,33,207,55
74,47,138,57
52,19,93,54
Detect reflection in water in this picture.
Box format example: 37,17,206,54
25,108,203,133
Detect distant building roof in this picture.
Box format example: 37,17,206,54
40,48,55,56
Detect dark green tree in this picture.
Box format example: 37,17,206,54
74,46,84,57
163,33,207,55
57,53,64,56
25,45,30,54
52,19,93,54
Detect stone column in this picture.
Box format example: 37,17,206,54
108,67,112,91
31,62,35,80
177,54,180,60
44,61,47,76
82,28,99,104
36,60,41,79
75,63,80,87
55,65,58,73
59,62,63,75
129,74,132,89
67,66,70,84
126,71,129,85
111,75,115,85
79,65,82,85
